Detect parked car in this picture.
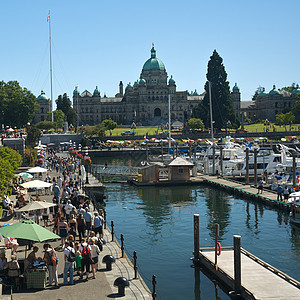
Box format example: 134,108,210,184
121,130,136,136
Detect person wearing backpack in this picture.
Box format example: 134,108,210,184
63,241,75,285
79,238,92,280
89,239,100,279
43,244,58,287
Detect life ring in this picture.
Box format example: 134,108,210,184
216,242,222,256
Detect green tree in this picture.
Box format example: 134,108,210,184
193,50,239,130
185,118,204,130
0,81,37,128
0,147,22,196
275,112,295,125
101,119,117,130
36,120,55,130
26,125,41,148
292,101,300,123
46,109,65,128
56,93,77,126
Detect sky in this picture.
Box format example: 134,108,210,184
1,0,300,110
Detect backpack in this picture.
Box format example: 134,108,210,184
67,248,76,262
48,250,58,266
81,245,90,258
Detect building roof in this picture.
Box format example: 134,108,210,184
81,90,92,97
168,157,194,167
100,97,122,103
37,90,48,101
269,85,280,95
142,46,165,71
240,101,253,109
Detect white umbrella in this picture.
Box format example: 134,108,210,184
21,180,52,189
27,167,48,173
16,172,33,178
17,201,56,212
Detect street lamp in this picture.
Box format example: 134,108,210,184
85,148,89,184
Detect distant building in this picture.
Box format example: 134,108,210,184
73,46,203,126
241,85,300,121
32,90,51,124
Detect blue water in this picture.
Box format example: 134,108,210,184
104,183,300,300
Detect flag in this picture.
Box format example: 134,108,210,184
47,11,50,22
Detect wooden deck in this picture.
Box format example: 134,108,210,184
195,175,290,209
199,248,300,299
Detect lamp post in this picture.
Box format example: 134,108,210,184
85,148,89,184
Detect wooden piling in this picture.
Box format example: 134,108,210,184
194,214,200,262
293,153,296,189
233,235,241,295
212,145,216,175
214,224,219,270
219,147,223,177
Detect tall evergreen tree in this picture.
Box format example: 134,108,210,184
193,50,239,130
55,93,77,126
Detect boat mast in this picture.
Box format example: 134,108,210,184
208,80,214,140
48,10,54,122
168,94,171,152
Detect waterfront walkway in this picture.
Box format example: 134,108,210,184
1,153,151,300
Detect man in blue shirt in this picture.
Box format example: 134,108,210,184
277,185,283,201
83,207,93,235
93,212,104,238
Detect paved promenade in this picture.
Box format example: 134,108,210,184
2,153,151,299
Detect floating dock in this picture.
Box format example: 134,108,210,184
199,247,300,300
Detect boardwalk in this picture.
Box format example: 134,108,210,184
199,249,300,299
196,174,290,209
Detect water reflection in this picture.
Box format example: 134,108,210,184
203,187,232,240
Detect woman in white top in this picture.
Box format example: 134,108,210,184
89,240,100,279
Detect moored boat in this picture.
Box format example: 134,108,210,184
290,203,300,225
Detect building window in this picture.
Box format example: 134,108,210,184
178,167,184,174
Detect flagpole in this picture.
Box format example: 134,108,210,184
48,10,54,122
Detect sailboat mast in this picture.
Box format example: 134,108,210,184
208,81,214,140
168,94,171,152
48,10,54,122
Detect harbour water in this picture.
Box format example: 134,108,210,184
94,157,300,299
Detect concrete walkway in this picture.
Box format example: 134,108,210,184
2,152,151,299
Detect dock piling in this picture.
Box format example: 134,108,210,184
111,220,114,242
214,224,219,270
246,148,249,184
193,214,200,265
133,251,137,279
120,234,124,257
254,149,257,186
233,235,241,296
293,153,296,189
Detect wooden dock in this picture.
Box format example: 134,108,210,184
195,175,290,210
199,248,300,299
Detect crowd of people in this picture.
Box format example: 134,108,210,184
0,147,107,290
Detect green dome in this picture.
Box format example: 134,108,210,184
37,90,48,100
139,78,146,85
233,83,239,91
93,86,100,95
133,81,139,87
73,86,79,94
269,85,280,95
126,82,133,89
142,46,165,71
169,75,175,84
258,88,267,97
292,85,300,95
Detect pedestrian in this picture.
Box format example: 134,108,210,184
83,207,92,236
89,239,100,278
283,185,289,201
65,200,74,222
77,213,86,243
79,238,91,280
68,214,77,238
257,179,263,194
277,185,283,201
43,243,58,287
63,241,75,285
58,216,68,247
93,212,104,238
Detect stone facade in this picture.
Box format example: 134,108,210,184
241,85,300,122
73,46,204,126
32,91,52,124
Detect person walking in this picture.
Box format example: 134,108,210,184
283,185,289,201
93,212,104,238
277,185,283,201
257,179,263,194
83,207,92,236
79,238,91,280
63,241,75,285
43,244,58,287
77,213,86,243
89,239,100,279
